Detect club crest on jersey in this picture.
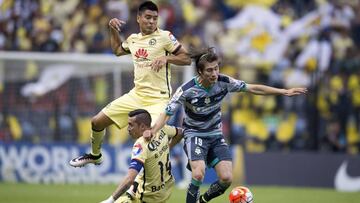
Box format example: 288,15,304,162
149,38,156,46
132,143,143,156
204,97,211,104
135,48,148,59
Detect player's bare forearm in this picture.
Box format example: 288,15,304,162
112,178,133,200
143,113,170,140
112,169,138,200
108,18,127,56
166,52,191,65
246,84,307,96
246,84,285,95
169,128,184,149
168,47,191,65
109,28,127,56
151,47,190,72
152,113,170,134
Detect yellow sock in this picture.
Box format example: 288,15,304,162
91,129,105,156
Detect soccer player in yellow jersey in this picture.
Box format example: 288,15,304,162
70,1,190,167
99,109,183,203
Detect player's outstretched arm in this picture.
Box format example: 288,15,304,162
143,113,171,140
245,84,308,96
151,47,191,72
108,18,128,56
167,46,191,65
100,169,138,203
152,113,171,134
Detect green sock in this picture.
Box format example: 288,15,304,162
186,178,202,203
91,129,105,156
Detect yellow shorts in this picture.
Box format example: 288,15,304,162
115,194,140,203
114,180,174,203
102,89,169,129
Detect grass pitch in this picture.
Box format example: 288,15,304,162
1,183,359,203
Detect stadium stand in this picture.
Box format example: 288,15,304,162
0,0,359,155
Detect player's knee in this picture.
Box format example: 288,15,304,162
91,115,104,131
219,172,233,184
192,173,204,182
192,168,205,181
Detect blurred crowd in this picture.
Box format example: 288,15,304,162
1,0,360,154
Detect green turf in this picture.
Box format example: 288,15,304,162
0,183,359,203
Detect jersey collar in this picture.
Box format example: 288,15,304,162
194,76,213,92
139,27,159,37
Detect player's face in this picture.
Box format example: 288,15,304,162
199,60,220,85
127,117,142,139
137,10,158,35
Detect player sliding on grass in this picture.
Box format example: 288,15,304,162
145,47,307,203
100,109,183,203
69,1,190,167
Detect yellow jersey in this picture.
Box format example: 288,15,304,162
121,29,182,99
130,125,178,202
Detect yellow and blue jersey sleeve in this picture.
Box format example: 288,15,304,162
161,31,181,54
129,138,147,172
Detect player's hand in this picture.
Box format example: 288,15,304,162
109,18,126,32
143,129,154,141
99,196,114,203
284,87,308,96
151,56,167,72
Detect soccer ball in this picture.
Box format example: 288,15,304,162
229,186,254,203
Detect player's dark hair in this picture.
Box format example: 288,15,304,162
128,109,152,127
138,1,158,15
189,47,219,75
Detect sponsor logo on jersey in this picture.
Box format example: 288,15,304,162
151,183,165,192
135,48,149,59
148,131,166,151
